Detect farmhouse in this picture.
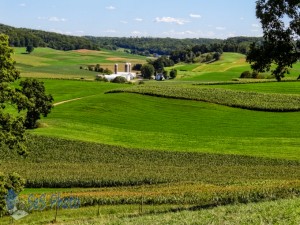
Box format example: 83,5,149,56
155,73,165,81
102,63,136,82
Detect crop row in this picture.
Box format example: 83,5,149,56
106,84,300,112
1,135,300,188
18,181,300,210
193,78,300,86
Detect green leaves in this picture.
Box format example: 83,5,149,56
18,78,54,129
0,34,27,155
247,0,300,81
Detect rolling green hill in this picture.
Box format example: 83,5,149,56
1,48,300,224
12,47,146,79
174,52,300,81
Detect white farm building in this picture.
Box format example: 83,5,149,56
101,63,136,82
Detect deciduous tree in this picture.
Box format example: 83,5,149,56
0,34,26,217
26,44,34,54
141,64,155,79
246,0,300,81
0,34,27,155
18,78,53,129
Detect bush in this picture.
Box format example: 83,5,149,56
103,68,113,75
163,70,169,79
252,71,259,79
95,75,108,82
170,69,178,79
132,64,142,71
240,71,252,78
112,76,127,83
88,66,94,71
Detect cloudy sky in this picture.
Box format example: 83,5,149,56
0,0,262,39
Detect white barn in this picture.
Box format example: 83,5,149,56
99,63,136,82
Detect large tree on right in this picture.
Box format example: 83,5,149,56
246,0,300,81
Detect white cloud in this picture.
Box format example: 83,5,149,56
19,3,26,7
75,31,85,35
190,14,201,18
37,16,47,20
227,32,236,37
49,17,67,22
162,30,196,37
135,18,143,22
131,31,142,35
252,24,260,28
155,17,188,25
49,29,64,34
106,6,116,10
120,20,128,24
216,26,226,30
104,29,117,33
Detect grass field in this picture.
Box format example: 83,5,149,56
24,79,300,160
13,47,146,79
1,48,300,224
173,52,300,81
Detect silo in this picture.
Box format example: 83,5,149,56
128,63,131,73
125,63,129,73
114,64,118,74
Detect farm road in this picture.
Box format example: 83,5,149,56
53,97,83,106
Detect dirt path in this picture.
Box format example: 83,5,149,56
53,97,83,106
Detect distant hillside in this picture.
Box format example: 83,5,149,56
86,36,263,56
0,23,263,55
85,36,223,55
0,23,98,50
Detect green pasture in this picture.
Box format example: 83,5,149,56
2,49,300,223
25,79,300,160
12,47,146,79
172,52,300,81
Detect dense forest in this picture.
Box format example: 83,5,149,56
0,23,262,57
0,23,98,50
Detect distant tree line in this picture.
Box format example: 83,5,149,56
0,23,263,55
0,23,98,51
86,36,263,56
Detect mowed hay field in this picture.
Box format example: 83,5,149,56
12,47,146,79
1,49,300,224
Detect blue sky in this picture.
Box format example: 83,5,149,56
0,0,262,39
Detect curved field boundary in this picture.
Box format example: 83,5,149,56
106,85,300,112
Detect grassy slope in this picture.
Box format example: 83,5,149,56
2,49,300,223
29,80,300,160
13,47,146,79
174,52,300,81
